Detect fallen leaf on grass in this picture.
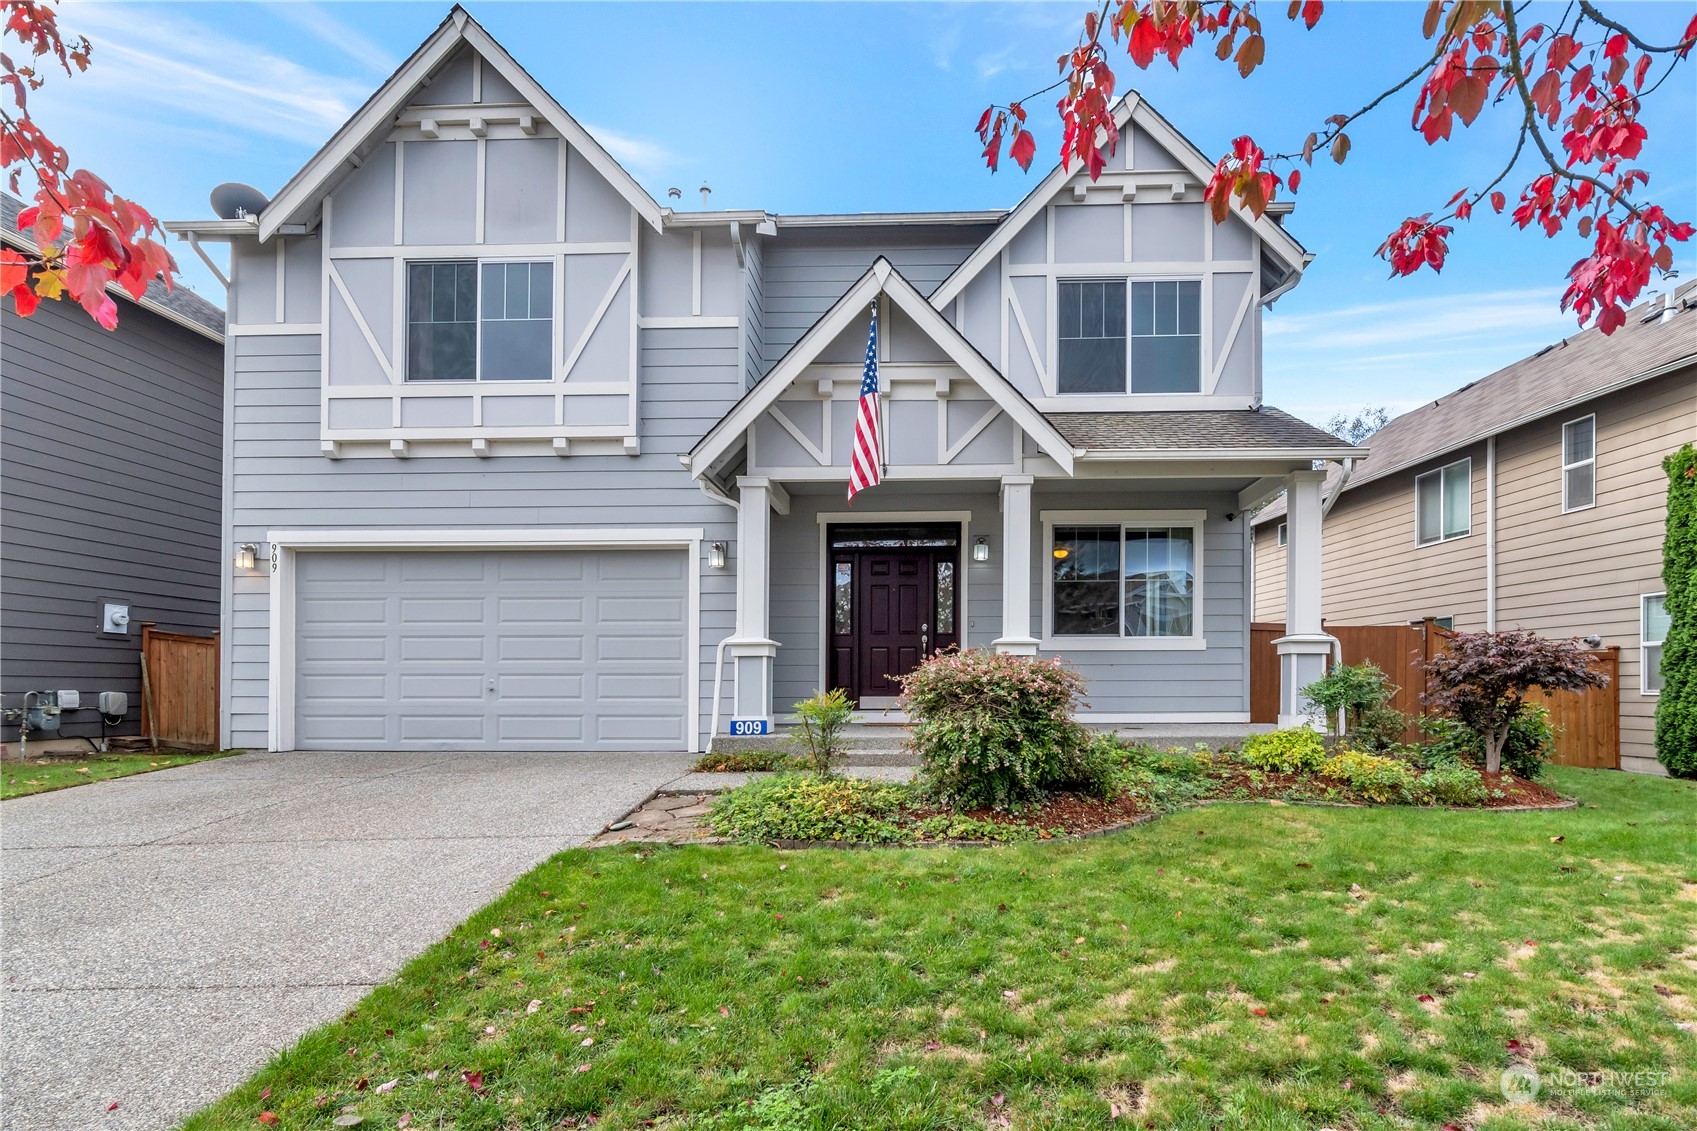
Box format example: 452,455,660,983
397,1116,412,1130
576,1064,591,1073
1549,835,1564,843
257,1115,279,1126
374,1079,398,1094
1654,984,1675,997
355,1077,369,1091
991,1093,1005,1107
718,1005,729,1017
527,999,542,1014
580,1037,594,1047
1417,994,1436,1003
1251,1007,1269,1016
260,1088,270,1100
462,1070,485,1094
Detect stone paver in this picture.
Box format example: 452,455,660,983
0,747,692,1131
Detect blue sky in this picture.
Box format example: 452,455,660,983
33,1,1696,423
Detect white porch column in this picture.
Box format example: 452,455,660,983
993,474,1040,655
1275,469,1330,727
728,476,782,728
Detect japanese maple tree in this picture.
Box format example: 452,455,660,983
1423,629,1608,773
978,1,1697,333
2,0,176,329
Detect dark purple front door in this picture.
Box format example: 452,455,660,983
828,525,960,703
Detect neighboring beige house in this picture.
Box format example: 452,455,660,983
1253,281,1696,775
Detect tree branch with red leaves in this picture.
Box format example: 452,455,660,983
2,0,176,329
980,0,1697,334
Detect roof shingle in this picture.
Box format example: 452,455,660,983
1047,407,1357,454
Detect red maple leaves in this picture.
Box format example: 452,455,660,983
979,0,1695,334
2,1,177,329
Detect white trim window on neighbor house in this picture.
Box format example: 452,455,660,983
1562,413,1597,511
1415,457,1471,545
1642,593,1668,695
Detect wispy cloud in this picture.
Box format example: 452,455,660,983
1264,289,1578,424
261,2,400,77
975,46,1018,81
584,124,680,180
60,2,368,145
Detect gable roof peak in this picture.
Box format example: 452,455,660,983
256,4,662,240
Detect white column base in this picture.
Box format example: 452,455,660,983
1274,633,1332,729
992,636,1041,656
727,638,780,728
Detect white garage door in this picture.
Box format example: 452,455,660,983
293,549,689,750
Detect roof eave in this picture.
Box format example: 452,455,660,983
1,226,224,343
1077,446,1361,462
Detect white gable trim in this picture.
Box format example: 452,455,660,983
259,7,661,241
929,92,1310,310
687,258,1076,477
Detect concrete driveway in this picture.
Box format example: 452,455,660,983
0,748,693,1131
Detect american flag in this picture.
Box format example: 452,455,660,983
847,303,883,502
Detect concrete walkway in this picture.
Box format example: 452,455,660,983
0,748,693,1131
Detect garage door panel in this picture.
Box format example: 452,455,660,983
498,597,584,624
294,548,687,751
298,635,390,662
400,598,485,623
399,634,486,662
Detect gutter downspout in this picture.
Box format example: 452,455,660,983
1485,435,1497,631
1318,457,1354,735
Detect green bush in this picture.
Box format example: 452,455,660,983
1352,704,1412,752
1418,704,1558,779
1302,661,1395,730
1319,749,1418,804
790,687,854,775
1658,443,1697,777
912,814,1044,842
1240,727,1327,773
693,749,805,772
1417,762,1488,806
707,774,909,844
899,648,1088,810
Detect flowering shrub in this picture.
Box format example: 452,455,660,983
898,648,1088,810
1239,727,1327,773
1319,750,1417,804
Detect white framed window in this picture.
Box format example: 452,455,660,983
1415,457,1472,545
1055,278,1201,395
1562,414,1597,511
1643,593,1669,695
1042,510,1205,650
406,259,553,382
1276,522,1287,547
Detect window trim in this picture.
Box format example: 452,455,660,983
1414,457,1473,546
1040,509,1207,651
1642,591,1667,697
404,256,556,384
1053,275,1204,397
1561,413,1597,513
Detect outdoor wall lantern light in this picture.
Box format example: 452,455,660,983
972,536,990,563
708,541,728,570
235,543,258,572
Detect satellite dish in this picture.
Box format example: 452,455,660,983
210,183,270,220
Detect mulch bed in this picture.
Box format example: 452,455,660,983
907,791,1161,838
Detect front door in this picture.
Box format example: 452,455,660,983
828,524,960,705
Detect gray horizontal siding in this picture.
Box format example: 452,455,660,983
1,294,223,736
761,234,979,366
226,329,741,750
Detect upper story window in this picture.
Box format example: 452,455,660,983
1275,522,1287,547
1057,279,1201,395
1562,414,1596,511
1415,457,1471,545
1643,593,1668,695
406,259,553,382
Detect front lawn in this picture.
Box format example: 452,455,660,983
184,767,1697,1131
1,749,239,799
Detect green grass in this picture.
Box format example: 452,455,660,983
2,749,240,799
182,767,1697,1130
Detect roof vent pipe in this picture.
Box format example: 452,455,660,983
699,182,711,209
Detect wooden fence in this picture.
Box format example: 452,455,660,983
1250,620,1620,769
139,624,219,750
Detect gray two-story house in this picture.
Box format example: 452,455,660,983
167,6,1356,754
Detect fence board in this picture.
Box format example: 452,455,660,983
1249,623,1619,768
139,623,219,750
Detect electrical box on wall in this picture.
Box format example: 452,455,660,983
99,691,128,716
101,602,131,635
57,690,80,709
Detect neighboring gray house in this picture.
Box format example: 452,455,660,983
2,193,226,753
166,6,1356,754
